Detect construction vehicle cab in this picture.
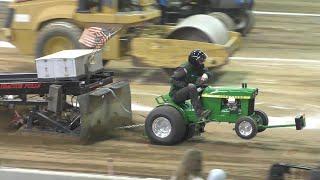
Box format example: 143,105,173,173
145,83,306,145
77,0,149,13
1,0,240,69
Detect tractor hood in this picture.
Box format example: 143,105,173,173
201,86,258,99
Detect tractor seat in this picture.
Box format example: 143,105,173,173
155,94,173,104
155,94,190,109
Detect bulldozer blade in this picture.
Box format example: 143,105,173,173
78,81,132,143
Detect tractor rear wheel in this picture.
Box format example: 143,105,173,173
235,116,257,139
145,105,186,145
253,109,269,133
35,21,84,58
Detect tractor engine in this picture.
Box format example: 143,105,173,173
225,97,241,113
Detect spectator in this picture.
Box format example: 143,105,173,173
172,149,204,180
309,164,320,180
157,0,168,24
207,169,227,180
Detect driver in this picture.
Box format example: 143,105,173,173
77,0,103,13
169,49,212,119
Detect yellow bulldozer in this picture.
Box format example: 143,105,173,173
0,0,241,68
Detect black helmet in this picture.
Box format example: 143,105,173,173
188,49,207,68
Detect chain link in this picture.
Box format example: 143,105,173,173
86,25,141,131
116,123,145,130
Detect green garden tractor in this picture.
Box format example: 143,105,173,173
145,83,306,145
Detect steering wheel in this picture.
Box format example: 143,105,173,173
196,83,208,93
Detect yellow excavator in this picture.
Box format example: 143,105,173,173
0,0,241,68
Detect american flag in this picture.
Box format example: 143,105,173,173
79,27,115,49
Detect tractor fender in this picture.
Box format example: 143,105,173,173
32,5,76,31
155,103,188,122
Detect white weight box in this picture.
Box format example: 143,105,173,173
35,49,104,80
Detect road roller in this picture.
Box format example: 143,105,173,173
164,0,255,35
0,0,240,69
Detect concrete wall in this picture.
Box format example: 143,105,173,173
0,167,162,180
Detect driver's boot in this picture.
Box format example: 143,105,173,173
199,122,206,133
190,86,211,120
195,107,211,121
199,110,211,120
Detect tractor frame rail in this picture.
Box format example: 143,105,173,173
258,114,306,130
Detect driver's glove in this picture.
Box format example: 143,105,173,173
201,73,208,82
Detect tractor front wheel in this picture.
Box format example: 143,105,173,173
145,105,186,145
235,116,257,139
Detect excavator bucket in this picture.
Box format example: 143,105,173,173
78,81,132,143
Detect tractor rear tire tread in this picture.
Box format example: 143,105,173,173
145,105,186,145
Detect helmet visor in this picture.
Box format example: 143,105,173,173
198,57,206,63
198,53,207,63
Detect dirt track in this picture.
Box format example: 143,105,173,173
256,0,320,14
0,0,320,179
